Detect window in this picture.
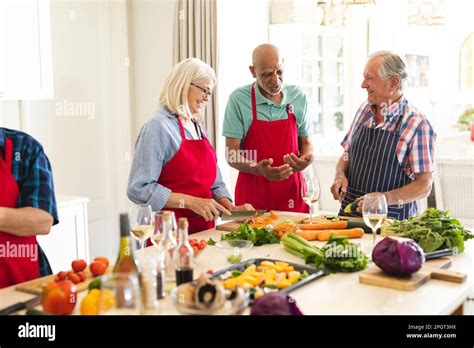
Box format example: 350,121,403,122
459,33,474,89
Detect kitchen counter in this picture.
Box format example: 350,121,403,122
1,212,473,315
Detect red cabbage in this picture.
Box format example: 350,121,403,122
372,237,425,276
250,293,303,316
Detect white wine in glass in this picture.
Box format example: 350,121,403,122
362,193,388,246
301,168,321,224
129,204,154,250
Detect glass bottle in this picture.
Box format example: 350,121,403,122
156,211,177,282
173,218,194,286
113,213,139,275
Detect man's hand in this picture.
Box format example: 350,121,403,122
252,158,293,182
330,175,348,201
283,153,313,172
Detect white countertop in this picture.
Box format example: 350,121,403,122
1,212,473,315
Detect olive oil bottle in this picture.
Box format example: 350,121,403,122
113,213,139,274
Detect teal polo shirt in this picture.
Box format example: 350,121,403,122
222,83,311,140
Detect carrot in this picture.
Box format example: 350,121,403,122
317,228,364,241
296,230,324,241
298,221,348,230
270,210,278,219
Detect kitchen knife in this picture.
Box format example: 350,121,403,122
0,295,41,315
220,210,268,221
424,248,454,260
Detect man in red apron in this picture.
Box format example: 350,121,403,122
223,44,313,212
0,128,58,288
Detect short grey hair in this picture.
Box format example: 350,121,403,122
369,51,408,91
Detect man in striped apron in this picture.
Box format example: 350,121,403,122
331,51,436,220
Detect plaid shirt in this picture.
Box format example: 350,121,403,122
341,96,436,180
0,128,59,276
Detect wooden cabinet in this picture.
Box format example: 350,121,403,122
37,196,89,273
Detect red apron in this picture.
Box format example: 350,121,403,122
235,83,309,213
157,117,217,234
0,138,39,288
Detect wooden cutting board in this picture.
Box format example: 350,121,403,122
16,267,112,295
359,257,467,291
216,211,305,232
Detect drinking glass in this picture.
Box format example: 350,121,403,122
301,168,321,224
98,273,141,315
129,204,154,250
362,193,388,246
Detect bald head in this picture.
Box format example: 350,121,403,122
252,44,281,69
249,44,284,99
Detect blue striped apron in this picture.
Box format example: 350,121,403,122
339,112,418,220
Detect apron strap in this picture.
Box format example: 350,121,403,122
176,117,187,142
251,83,258,122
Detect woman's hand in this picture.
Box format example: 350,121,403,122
189,197,232,222
232,203,255,211
217,198,255,212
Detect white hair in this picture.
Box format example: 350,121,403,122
369,51,408,91
159,58,216,119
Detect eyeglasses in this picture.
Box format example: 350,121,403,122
190,83,213,97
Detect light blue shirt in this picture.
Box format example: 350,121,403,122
127,106,232,211
222,83,311,140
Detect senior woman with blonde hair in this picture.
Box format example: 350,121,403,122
128,58,253,234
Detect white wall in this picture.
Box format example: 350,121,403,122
129,0,176,137
217,0,270,198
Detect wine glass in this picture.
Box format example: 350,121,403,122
301,168,321,224
129,204,154,250
98,273,141,315
362,193,388,246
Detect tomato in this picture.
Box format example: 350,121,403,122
206,269,214,275
90,261,107,277
199,240,207,250
41,280,77,315
93,257,110,268
189,239,198,246
71,259,87,273
68,273,81,284
53,275,60,282
57,271,68,281
77,271,87,282
192,246,199,256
